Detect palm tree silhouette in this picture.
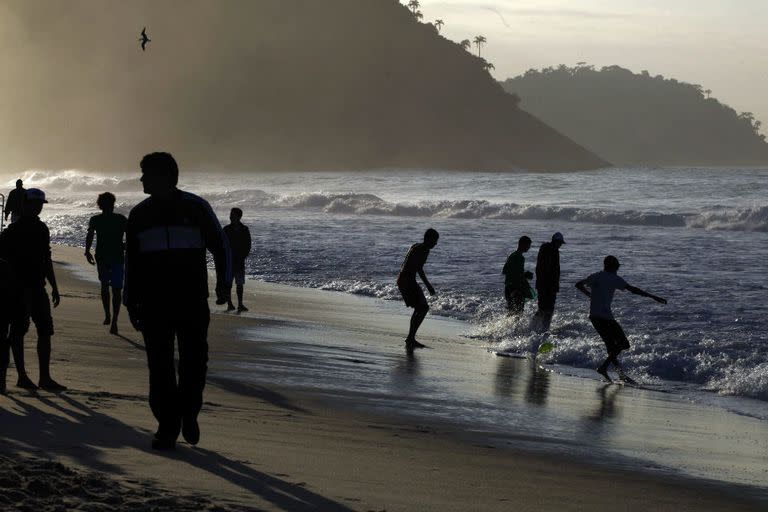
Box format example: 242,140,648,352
407,0,420,14
414,10,424,20
459,39,471,51
704,89,712,99
473,35,487,57
482,62,495,72
434,19,444,33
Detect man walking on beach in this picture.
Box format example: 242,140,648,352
4,179,26,224
533,232,565,332
502,235,534,315
0,188,65,391
85,192,127,335
575,255,666,382
397,228,439,351
223,207,251,312
124,152,230,450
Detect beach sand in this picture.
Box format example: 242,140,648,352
0,245,763,511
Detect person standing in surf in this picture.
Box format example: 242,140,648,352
532,232,565,332
502,235,534,315
85,192,128,335
397,228,439,351
575,255,667,382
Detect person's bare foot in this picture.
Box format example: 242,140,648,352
596,367,612,383
226,303,236,312
110,322,119,335
16,376,38,390
237,304,248,313
103,317,111,325
38,378,67,392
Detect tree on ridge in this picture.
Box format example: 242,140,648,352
459,39,471,51
473,35,486,57
434,19,444,33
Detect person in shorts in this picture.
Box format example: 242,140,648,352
0,188,65,391
396,228,439,351
502,235,534,314
85,192,127,334
223,207,252,312
576,255,667,382
533,232,565,332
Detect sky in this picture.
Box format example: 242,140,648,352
417,0,768,130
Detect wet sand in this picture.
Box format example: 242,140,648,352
0,245,764,511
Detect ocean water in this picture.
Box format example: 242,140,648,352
8,167,768,404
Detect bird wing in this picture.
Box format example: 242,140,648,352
141,27,147,37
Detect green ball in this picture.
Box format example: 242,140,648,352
538,342,553,354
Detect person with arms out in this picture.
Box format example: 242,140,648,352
502,235,534,315
85,192,128,335
223,207,251,312
124,152,230,450
4,179,26,224
0,188,65,391
396,228,439,351
575,255,667,383
533,232,565,332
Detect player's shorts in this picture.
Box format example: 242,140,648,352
589,316,630,353
97,261,125,289
10,286,54,338
397,274,427,309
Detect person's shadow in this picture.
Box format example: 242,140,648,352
0,388,354,511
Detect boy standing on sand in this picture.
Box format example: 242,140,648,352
397,228,439,351
575,255,667,382
0,188,65,391
502,235,533,314
85,192,127,335
223,207,252,312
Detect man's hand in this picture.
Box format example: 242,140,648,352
51,290,60,308
426,284,436,296
84,251,95,265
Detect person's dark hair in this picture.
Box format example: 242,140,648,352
603,255,620,271
140,152,179,186
230,207,243,219
424,228,439,243
16,179,22,187
518,235,531,248
97,192,116,210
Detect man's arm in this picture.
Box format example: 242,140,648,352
418,269,435,296
43,230,60,307
84,223,96,265
200,201,232,302
626,284,667,304
575,278,591,298
122,212,142,331
245,226,252,256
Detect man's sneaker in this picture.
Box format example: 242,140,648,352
237,305,248,313
38,379,67,392
596,367,612,383
226,303,236,312
182,416,200,445
17,376,38,390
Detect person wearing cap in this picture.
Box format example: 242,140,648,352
124,152,231,450
502,235,534,314
85,192,128,335
0,187,65,391
533,232,565,332
576,255,667,382
4,179,26,224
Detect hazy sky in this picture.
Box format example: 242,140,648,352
418,0,768,130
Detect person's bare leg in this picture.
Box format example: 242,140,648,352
110,286,121,334
236,284,247,312
11,335,35,389
406,306,428,349
38,333,66,391
226,284,236,311
101,282,111,325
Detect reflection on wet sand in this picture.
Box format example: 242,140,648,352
493,357,551,406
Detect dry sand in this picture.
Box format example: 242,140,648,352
0,245,763,511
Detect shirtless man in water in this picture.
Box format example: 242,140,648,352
396,228,439,351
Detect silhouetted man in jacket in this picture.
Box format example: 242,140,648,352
124,152,231,450
4,179,25,224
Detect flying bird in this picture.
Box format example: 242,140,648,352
139,27,151,51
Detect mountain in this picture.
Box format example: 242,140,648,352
502,65,768,166
0,0,605,173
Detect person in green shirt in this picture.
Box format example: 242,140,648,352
502,236,533,314
85,192,127,335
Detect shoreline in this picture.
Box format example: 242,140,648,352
0,245,764,511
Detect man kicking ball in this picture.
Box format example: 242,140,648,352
576,255,667,382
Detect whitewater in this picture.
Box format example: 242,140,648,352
7,167,768,406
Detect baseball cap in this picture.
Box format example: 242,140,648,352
552,232,565,244
25,188,48,203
